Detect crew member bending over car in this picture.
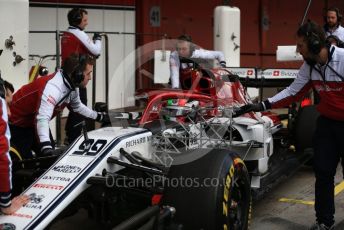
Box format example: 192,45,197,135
9,54,109,159
235,21,344,230
170,34,226,89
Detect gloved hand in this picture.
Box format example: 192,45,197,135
40,147,65,157
220,61,227,68
93,33,102,41
94,102,108,112
233,101,270,117
96,112,111,124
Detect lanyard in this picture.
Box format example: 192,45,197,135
311,46,344,82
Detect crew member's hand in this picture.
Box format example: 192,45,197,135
1,195,30,215
93,33,102,41
40,147,65,157
233,101,269,117
96,112,111,124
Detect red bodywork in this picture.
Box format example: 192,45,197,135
138,67,282,127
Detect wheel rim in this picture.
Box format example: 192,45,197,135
227,172,250,230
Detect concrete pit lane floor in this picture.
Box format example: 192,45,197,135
251,165,344,230
50,165,344,230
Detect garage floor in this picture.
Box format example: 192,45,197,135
251,165,344,230
49,164,344,230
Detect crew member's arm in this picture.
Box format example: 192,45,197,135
170,51,181,88
68,89,103,120
36,83,61,152
234,62,313,116
69,28,102,56
267,62,312,108
192,49,226,66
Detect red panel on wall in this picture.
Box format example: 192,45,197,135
135,0,224,88
136,0,222,50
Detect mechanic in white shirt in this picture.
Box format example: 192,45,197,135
170,34,226,88
324,7,344,42
9,54,109,159
236,21,344,230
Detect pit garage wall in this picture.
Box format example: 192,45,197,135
136,0,344,88
0,0,29,90
29,1,136,111
29,0,135,139
28,0,344,91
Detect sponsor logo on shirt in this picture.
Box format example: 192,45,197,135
314,85,343,92
47,95,57,105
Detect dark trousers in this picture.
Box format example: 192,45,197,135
65,87,87,144
9,124,55,159
313,116,344,227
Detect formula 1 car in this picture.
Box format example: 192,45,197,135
0,58,316,230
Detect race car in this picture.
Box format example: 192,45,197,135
0,58,316,230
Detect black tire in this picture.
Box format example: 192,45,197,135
294,105,319,152
163,148,251,230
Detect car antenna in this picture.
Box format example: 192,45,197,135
74,120,91,152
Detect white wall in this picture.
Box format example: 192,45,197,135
0,0,29,90
29,6,135,139
214,6,240,67
29,6,136,110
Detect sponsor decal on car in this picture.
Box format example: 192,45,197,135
33,184,64,190
52,165,81,173
9,213,32,219
73,139,107,156
41,176,71,182
28,193,44,204
0,223,16,230
24,203,43,210
125,137,147,148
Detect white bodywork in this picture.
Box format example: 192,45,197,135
0,105,281,228
157,107,278,177
0,127,153,229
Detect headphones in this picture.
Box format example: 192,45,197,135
67,8,84,27
177,34,196,55
307,32,322,55
71,54,87,85
304,22,324,55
